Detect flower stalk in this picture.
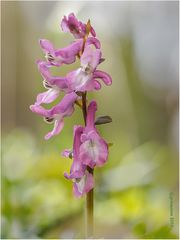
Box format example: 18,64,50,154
86,167,94,238
81,20,94,236
82,91,94,238
30,13,112,239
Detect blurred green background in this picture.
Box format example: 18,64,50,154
1,1,179,239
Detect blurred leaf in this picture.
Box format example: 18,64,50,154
133,222,146,237
144,225,178,239
95,115,112,125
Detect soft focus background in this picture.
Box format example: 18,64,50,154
1,1,179,239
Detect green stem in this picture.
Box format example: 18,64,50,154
82,92,87,125
82,92,94,238
86,167,94,238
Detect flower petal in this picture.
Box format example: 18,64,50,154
29,104,50,118
50,92,78,115
61,149,73,158
93,80,102,90
64,126,85,179
79,135,108,168
73,171,94,197
61,15,70,33
37,60,68,89
83,171,94,193
39,39,55,55
73,126,84,162
55,40,82,64
35,88,60,105
81,45,101,71
94,138,109,167
36,60,51,80
64,168,85,180
45,119,64,140
86,101,97,129
90,26,96,37
67,69,93,92
93,70,112,86
61,13,96,39
61,13,84,38
40,39,82,66
86,37,101,49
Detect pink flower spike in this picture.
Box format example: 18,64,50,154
61,13,96,39
30,14,112,199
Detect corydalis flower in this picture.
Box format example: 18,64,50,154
67,45,112,92
61,13,96,39
64,126,94,197
63,100,108,196
35,61,69,105
30,92,78,140
79,101,108,168
37,60,68,87
40,37,100,67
